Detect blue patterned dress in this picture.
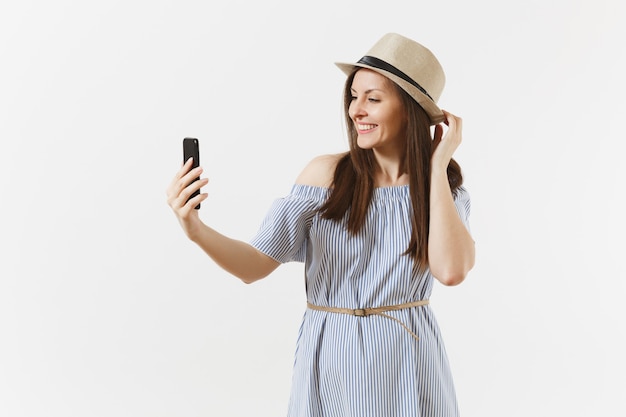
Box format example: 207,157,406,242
250,184,471,417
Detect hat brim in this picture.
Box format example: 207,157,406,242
335,62,445,125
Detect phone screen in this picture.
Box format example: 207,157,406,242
183,137,201,209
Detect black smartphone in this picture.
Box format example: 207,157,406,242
183,137,201,209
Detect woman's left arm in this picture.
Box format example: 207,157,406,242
428,110,475,286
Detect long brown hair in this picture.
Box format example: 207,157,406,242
320,69,463,270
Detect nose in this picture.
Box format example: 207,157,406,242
349,98,367,120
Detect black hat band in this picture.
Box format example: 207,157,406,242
357,55,434,102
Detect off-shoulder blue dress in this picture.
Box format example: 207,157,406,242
250,184,471,417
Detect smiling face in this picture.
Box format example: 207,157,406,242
348,69,407,153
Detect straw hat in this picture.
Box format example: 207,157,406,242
335,33,446,125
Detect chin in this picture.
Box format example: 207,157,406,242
356,138,376,149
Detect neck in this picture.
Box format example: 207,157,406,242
373,155,408,187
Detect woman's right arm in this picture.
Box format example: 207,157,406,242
166,158,280,284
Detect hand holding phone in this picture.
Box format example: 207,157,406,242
183,137,201,209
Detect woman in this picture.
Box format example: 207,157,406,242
167,33,475,417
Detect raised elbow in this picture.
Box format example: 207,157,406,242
430,243,475,286
434,270,467,286
431,261,473,286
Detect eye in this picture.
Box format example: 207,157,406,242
350,95,357,101
368,98,380,103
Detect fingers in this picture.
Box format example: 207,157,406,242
178,177,209,208
438,110,463,141
441,109,462,132
167,158,194,195
432,110,463,167
178,189,209,216
176,157,195,183
166,162,209,211
167,165,201,198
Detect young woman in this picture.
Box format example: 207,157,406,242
167,33,475,417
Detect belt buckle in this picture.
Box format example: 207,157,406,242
353,308,367,317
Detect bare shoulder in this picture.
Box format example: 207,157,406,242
295,153,345,188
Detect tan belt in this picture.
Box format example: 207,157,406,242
306,300,429,341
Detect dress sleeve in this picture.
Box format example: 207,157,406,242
453,186,472,233
249,185,324,264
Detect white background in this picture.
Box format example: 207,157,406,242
1,0,624,416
